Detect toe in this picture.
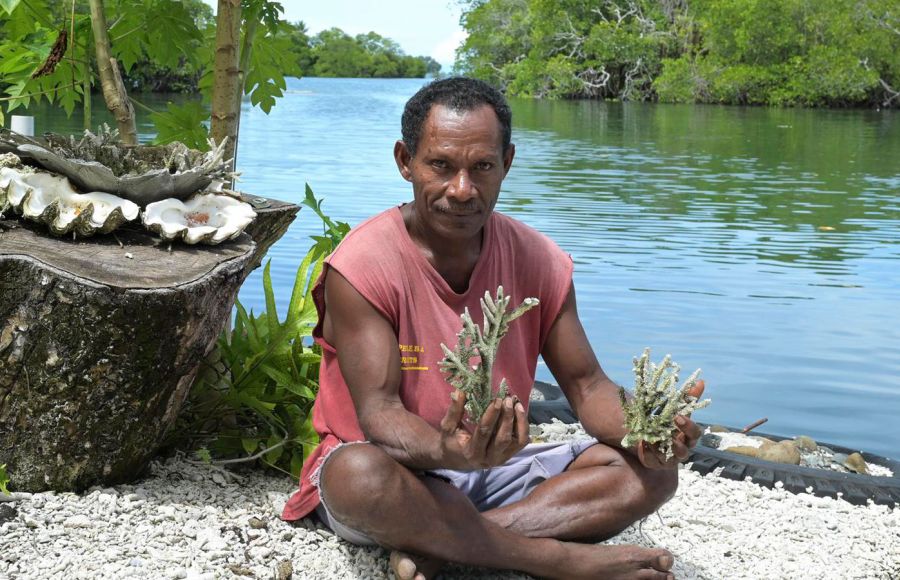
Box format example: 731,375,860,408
389,551,418,580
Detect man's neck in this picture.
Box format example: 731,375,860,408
401,203,484,293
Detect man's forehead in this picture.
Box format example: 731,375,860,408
421,104,504,144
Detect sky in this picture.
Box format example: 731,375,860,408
202,0,468,70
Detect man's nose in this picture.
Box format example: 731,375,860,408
447,169,476,201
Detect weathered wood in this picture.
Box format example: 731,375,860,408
240,194,301,274
0,197,296,491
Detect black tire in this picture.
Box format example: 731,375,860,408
528,381,900,507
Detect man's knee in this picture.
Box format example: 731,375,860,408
574,443,678,511
644,466,678,507
319,443,402,519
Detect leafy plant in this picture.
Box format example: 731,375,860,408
0,463,9,495
166,187,348,478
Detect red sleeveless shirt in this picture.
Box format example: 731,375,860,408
282,206,573,520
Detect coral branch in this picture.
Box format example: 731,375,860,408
619,348,710,460
439,286,539,422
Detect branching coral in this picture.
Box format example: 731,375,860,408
439,286,539,422
619,348,710,460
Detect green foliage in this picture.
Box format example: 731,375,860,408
150,101,209,150
304,27,439,79
0,0,297,142
0,463,9,495
457,0,671,100
457,0,900,108
167,187,349,477
301,183,351,258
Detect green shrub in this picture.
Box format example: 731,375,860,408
166,186,348,478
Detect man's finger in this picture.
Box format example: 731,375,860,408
489,397,515,459
440,389,466,434
684,378,705,401
675,415,702,447
513,399,529,448
470,398,503,457
672,438,691,462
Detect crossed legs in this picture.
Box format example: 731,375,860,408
318,442,679,579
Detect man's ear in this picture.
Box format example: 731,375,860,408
394,140,413,182
502,143,516,177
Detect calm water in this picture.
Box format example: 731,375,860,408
23,78,900,458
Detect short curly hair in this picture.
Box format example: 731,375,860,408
401,77,512,156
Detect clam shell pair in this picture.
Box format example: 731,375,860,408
0,154,255,244
1,161,139,237
142,194,256,245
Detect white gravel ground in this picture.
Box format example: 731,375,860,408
1,422,898,580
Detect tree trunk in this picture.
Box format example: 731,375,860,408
211,0,243,172
88,0,137,145
228,12,260,180
0,198,295,491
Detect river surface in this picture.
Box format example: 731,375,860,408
23,77,900,459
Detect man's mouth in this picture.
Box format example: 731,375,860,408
435,205,479,217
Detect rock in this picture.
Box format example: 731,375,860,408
709,425,730,433
792,436,818,452
843,452,868,474
226,564,254,576
248,516,267,529
757,441,801,465
0,503,16,524
63,514,94,528
274,559,293,580
699,433,722,448
725,446,760,458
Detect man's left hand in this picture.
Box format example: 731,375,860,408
636,380,705,470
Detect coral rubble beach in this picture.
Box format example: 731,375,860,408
1,423,898,580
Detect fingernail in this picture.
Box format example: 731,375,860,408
450,391,458,401
675,416,686,426
494,398,502,409
505,397,513,409
515,402,524,413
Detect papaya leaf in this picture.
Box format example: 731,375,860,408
150,101,210,150
0,0,21,14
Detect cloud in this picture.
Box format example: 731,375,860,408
431,29,468,70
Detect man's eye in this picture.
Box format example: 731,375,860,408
475,162,494,171
430,160,448,169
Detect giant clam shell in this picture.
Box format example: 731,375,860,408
1,127,234,207
0,160,140,237
142,194,256,245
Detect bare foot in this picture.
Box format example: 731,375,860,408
548,543,675,580
389,550,444,580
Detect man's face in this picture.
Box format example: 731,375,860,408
395,104,515,241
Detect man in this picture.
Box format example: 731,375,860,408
282,77,705,580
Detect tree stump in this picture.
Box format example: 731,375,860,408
0,197,298,492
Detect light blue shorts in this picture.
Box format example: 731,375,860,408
314,439,598,546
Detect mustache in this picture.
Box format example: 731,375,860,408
435,202,478,213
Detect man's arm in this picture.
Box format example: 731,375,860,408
540,284,702,467
323,269,528,471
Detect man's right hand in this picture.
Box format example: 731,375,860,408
438,389,529,470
